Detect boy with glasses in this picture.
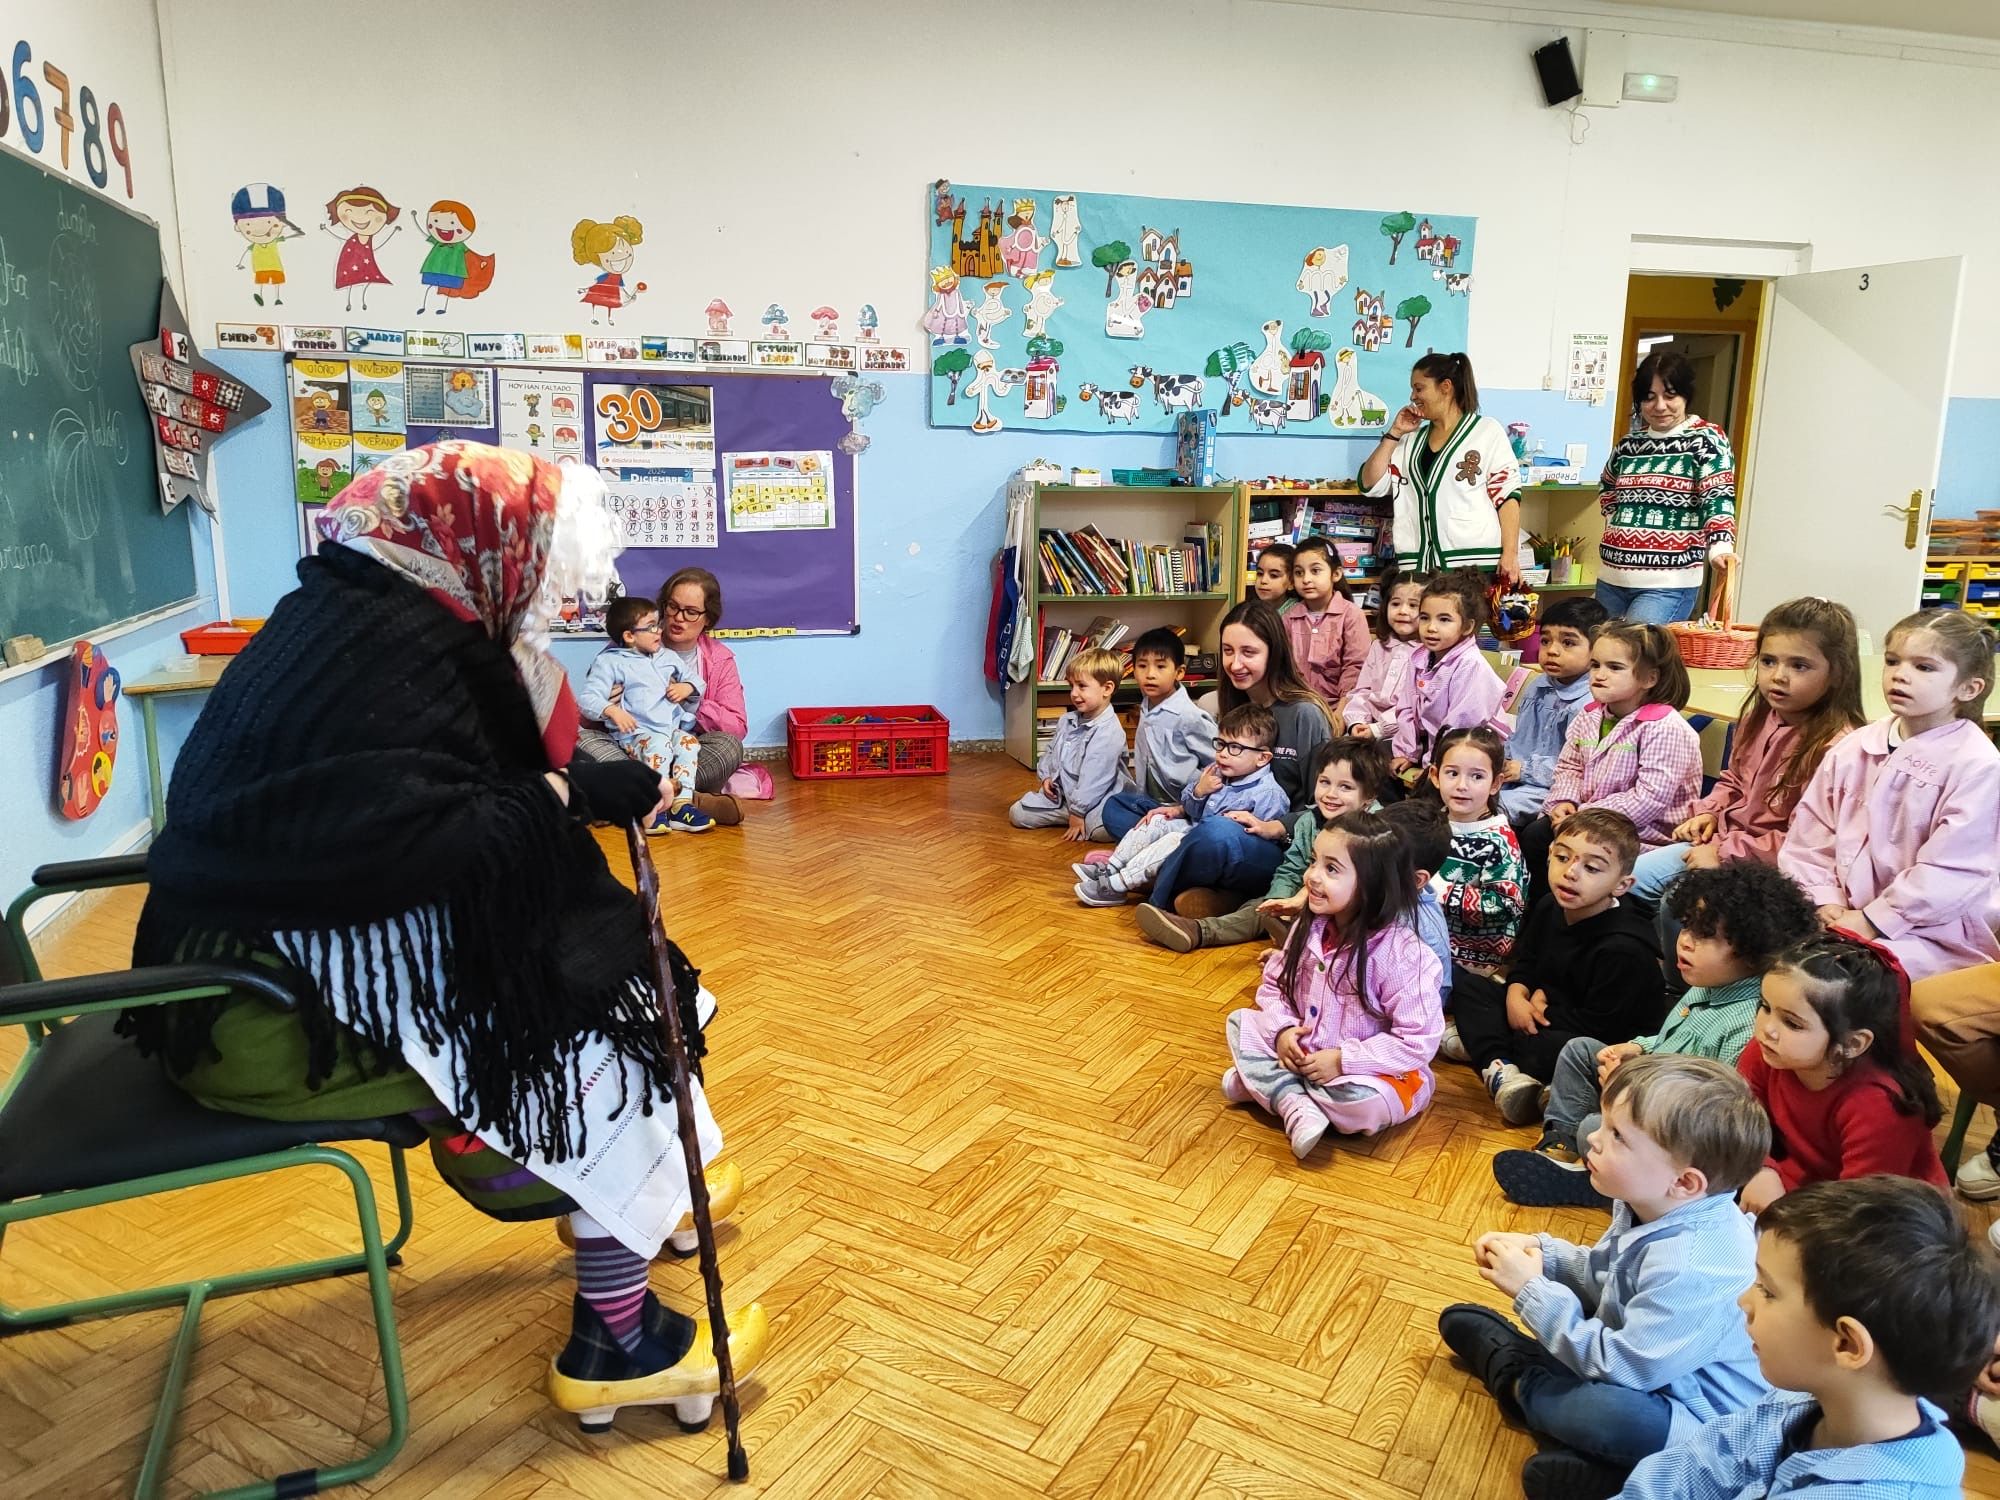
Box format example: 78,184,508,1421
578,595,713,833
1074,704,1286,905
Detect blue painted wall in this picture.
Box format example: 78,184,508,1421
1938,397,2000,520
0,505,221,907
9,347,1987,904
204,355,1609,751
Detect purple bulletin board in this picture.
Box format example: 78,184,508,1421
586,371,859,635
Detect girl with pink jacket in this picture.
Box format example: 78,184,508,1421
1629,597,1866,908
1391,571,1511,769
1781,609,2000,983
1342,570,1424,743
1223,810,1444,1158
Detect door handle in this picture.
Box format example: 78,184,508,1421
1881,490,1924,550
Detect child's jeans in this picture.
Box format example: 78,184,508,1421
1098,789,1160,842
620,725,700,805
1498,781,1551,824
1225,1011,1429,1136
1543,1034,1611,1153
1440,1306,1675,1466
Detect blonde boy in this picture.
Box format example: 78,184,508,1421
1009,647,1133,842
1440,1054,1771,1498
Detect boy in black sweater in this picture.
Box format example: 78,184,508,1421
1451,808,1664,1125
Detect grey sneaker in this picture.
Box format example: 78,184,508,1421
1438,1023,1469,1064
1481,1060,1545,1126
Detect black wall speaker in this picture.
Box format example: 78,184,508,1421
1533,38,1582,107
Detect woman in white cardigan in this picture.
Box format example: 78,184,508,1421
1359,352,1522,583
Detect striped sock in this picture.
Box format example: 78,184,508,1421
570,1211,649,1352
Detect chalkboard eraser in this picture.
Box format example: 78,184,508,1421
3,635,46,667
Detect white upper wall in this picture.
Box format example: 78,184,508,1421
156,0,2000,395
7,0,182,281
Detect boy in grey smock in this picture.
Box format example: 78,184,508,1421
1010,647,1132,841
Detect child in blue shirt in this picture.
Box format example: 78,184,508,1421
1500,596,1608,824
1440,1054,1773,1498
1620,1176,1997,1500
1075,703,1285,904
578,596,712,834
1095,627,1218,841
1010,647,1133,841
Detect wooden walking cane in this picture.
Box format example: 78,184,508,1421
625,821,750,1481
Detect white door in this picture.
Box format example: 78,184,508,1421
1740,256,1963,644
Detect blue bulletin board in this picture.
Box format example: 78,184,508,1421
924,180,1474,439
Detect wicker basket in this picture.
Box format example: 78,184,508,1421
1666,571,1756,670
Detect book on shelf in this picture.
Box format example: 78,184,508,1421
1037,522,1221,597
1033,617,1187,686
1033,613,1151,683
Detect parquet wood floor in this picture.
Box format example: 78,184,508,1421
3,753,1996,1498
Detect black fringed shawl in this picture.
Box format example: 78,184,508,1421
123,545,682,1162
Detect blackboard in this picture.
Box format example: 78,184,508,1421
0,143,196,651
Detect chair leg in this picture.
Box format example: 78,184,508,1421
1,1145,411,1498
1941,1090,1982,1180
380,1146,415,1261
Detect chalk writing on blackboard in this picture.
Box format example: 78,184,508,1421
48,198,104,391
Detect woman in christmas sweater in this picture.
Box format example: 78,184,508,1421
1360,352,1522,583
1595,351,1737,625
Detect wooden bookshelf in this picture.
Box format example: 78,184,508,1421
1236,484,1392,611
1007,483,1245,769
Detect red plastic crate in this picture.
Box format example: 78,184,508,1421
787,705,949,780
179,621,258,655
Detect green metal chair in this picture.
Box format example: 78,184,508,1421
0,855,420,1498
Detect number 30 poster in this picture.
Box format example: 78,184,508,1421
591,382,716,472
589,380,719,551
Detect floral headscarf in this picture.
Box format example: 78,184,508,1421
317,441,618,765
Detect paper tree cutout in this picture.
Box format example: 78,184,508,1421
130,281,271,516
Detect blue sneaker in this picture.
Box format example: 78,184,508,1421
657,803,715,834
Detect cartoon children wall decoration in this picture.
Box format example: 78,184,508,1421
443,369,486,420
999,198,1046,279
571,215,645,326
922,268,969,345
1022,270,1063,339
1295,244,1350,317
416,199,495,315
231,183,304,307
972,281,1012,349
963,349,1015,433
322,185,402,314
1049,194,1082,268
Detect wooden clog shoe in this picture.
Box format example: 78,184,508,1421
548,1290,769,1433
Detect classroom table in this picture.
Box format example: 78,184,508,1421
123,655,230,833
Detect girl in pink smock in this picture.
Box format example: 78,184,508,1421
1342,568,1424,742
1391,569,1511,774
1780,608,2000,983
1223,810,1444,1158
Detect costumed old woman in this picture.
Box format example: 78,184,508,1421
121,441,767,1431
